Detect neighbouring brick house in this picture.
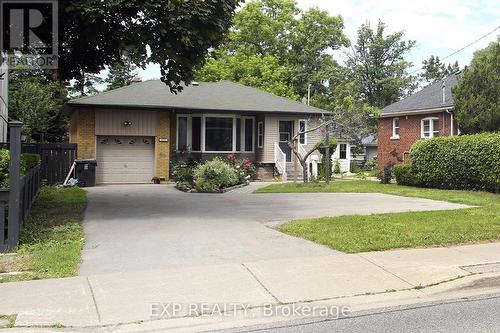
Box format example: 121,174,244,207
67,80,355,184
378,74,460,170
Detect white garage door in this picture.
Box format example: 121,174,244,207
96,136,155,183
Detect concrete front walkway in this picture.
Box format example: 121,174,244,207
1,242,500,329
79,184,469,275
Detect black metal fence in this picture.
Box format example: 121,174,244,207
0,121,41,251
0,142,77,185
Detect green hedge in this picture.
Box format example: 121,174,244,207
0,149,41,187
407,133,500,192
392,164,415,186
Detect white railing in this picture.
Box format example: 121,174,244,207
274,142,287,181
298,144,311,181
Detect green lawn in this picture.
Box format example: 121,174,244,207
0,186,86,283
256,181,500,253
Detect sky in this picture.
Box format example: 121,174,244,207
109,0,500,82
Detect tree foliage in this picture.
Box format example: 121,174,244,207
196,51,298,99
197,0,349,98
9,66,68,141
346,20,417,108
106,59,137,91
25,0,241,92
420,55,460,84
453,40,500,134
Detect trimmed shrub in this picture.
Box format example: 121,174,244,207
410,133,500,192
22,153,41,172
377,162,393,184
392,164,415,186
194,158,239,192
0,149,41,187
0,149,9,187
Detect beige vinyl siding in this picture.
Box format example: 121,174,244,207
260,115,322,163
95,109,157,136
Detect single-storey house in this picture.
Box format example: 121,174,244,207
377,74,459,170
67,80,353,184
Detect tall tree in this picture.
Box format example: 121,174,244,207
346,20,417,108
453,40,500,133
68,72,103,97
9,64,68,142
420,55,460,84
198,0,349,98
196,51,299,99
106,59,137,91
3,0,240,92
289,7,349,97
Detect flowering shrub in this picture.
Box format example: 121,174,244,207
194,158,239,192
170,161,194,183
226,154,256,183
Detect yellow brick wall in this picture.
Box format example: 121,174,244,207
70,109,96,159
156,111,170,180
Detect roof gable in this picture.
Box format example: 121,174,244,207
381,74,459,115
68,80,325,115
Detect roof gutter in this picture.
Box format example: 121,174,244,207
379,106,454,118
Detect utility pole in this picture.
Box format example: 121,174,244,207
307,84,311,105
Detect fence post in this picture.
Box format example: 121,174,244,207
7,121,22,249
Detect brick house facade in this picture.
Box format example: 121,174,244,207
378,111,458,169
377,74,460,171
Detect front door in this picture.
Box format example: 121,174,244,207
279,120,294,162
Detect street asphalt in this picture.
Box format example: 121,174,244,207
79,183,469,275
214,292,500,333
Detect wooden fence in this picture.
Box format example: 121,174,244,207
0,142,76,185
0,121,41,251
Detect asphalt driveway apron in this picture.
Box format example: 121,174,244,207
79,184,468,275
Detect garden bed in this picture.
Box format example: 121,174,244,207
175,181,249,193
171,154,255,193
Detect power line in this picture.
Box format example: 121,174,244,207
410,24,500,75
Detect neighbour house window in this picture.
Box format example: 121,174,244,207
392,118,400,138
205,117,233,151
257,122,264,148
421,117,440,139
339,144,347,159
177,116,188,151
299,120,307,144
244,118,254,152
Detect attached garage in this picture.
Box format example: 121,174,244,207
96,136,155,183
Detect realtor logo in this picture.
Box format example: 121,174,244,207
0,0,58,68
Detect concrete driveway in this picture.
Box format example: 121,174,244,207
79,183,469,275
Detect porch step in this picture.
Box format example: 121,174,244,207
285,162,304,180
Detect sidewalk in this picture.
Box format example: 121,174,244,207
1,242,500,330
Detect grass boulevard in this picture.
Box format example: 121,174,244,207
256,180,500,253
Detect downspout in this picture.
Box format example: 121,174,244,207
442,79,454,136
446,109,454,136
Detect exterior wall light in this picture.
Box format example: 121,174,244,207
123,120,132,126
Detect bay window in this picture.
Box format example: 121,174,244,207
176,114,255,153
421,117,439,139
205,117,233,151
244,118,254,152
177,116,189,151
